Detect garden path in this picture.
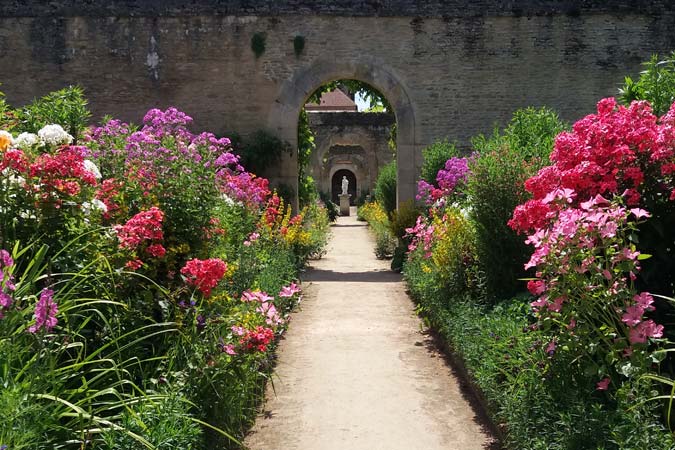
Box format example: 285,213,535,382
244,211,494,450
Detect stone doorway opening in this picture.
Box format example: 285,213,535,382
331,169,357,205
297,79,397,211
267,61,417,212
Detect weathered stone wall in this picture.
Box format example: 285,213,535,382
308,112,395,200
1,2,673,206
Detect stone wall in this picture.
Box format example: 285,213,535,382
308,112,395,202
1,3,673,207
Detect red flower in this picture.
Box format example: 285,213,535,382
114,207,164,251
180,258,227,297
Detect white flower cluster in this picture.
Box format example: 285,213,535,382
82,199,108,216
14,132,41,149
83,159,102,179
38,124,73,146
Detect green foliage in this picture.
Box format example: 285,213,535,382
101,395,203,449
293,35,305,57
297,109,318,207
468,107,566,302
235,129,290,176
620,52,675,117
251,32,266,58
374,160,397,216
16,85,90,142
420,139,461,185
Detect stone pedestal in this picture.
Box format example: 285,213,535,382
339,194,351,216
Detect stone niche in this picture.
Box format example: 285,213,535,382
308,111,395,205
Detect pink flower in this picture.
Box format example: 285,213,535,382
629,208,651,219
545,340,557,355
279,282,301,298
231,325,246,336
549,296,565,313
633,292,655,311
596,377,610,391
621,305,644,327
629,320,664,344
28,289,58,333
223,344,237,355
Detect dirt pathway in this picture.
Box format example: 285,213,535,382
244,212,494,450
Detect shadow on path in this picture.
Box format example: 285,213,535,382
304,268,400,283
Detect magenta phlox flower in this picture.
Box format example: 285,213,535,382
28,289,58,334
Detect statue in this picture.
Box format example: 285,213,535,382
341,176,349,195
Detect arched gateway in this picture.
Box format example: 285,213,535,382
267,59,418,211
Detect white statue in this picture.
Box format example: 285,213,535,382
341,176,349,195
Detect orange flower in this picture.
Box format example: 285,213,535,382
0,132,12,152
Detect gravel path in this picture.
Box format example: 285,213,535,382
244,212,495,450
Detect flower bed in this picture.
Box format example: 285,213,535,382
0,88,330,448
401,101,675,449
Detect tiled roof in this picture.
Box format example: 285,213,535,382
305,89,357,112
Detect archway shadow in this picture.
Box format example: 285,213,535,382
303,268,400,283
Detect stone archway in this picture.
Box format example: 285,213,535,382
331,169,357,205
266,57,418,211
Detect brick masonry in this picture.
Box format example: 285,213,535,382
1,2,674,206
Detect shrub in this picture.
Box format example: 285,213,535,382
374,160,397,215
15,85,90,143
620,52,675,117
235,129,290,176
468,107,566,302
419,139,461,184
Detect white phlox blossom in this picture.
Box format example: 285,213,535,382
14,132,40,149
38,124,74,146
83,159,102,179
82,199,108,216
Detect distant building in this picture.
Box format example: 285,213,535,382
305,89,358,112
